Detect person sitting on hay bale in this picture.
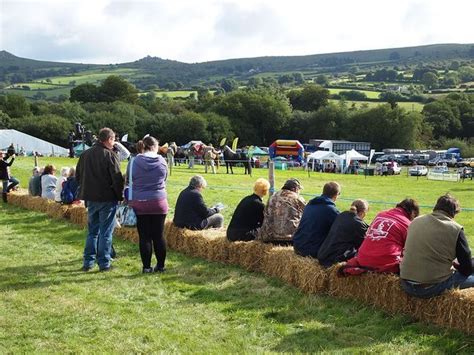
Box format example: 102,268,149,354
28,167,42,197
256,178,306,245
60,168,80,205
41,164,58,200
227,178,270,242
292,181,340,257
173,175,224,230
400,194,474,298
317,199,370,267
54,167,70,203
341,198,419,275
0,150,20,203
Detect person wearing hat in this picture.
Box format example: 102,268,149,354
256,178,306,244
293,181,341,258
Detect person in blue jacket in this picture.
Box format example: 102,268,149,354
293,181,341,258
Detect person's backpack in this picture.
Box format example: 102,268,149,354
61,177,78,204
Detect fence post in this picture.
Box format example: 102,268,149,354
268,161,275,197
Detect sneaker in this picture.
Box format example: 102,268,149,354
99,266,113,272
142,267,154,274
81,266,93,272
153,265,166,273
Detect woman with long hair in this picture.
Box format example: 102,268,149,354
127,136,168,273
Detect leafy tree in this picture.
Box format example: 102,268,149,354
287,84,329,112
423,100,462,138
278,74,294,85
339,90,367,101
211,89,291,145
421,72,439,89
163,111,209,144
458,66,474,82
99,75,138,104
379,91,404,109
220,78,239,93
203,112,233,145
389,51,401,60
70,83,99,103
449,61,460,70
292,72,305,85
442,72,460,87
247,77,263,88
10,114,73,146
0,94,30,118
0,110,10,129
314,74,329,86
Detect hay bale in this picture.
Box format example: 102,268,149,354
291,256,330,294
206,236,230,263
114,226,139,244
227,241,272,272
69,205,88,227
328,266,474,335
7,192,24,207
261,246,298,285
45,201,72,220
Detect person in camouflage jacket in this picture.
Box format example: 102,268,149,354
257,179,306,244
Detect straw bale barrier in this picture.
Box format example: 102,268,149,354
5,192,474,335
328,267,474,335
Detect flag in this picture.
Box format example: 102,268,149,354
121,134,129,142
219,137,227,147
232,137,239,151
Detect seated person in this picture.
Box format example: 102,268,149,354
41,165,58,200
256,179,306,244
173,175,224,230
61,168,80,204
28,167,42,196
317,199,369,267
293,182,341,257
343,198,420,274
55,167,70,202
227,178,270,242
400,194,474,298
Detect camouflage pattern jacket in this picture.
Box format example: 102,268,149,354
257,189,306,242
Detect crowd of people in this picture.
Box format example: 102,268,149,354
2,127,473,299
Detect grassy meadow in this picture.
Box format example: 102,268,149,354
1,198,473,352
8,156,474,246
327,88,381,99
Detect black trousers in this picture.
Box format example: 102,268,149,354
136,214,167,269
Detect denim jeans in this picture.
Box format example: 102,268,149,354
83,201,118,270
2,176,19,192
401,271,474,299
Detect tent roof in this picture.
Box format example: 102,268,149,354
339,149,368,161
248,146,268,155
73,143,91,152
0,129,69,156
307,151,342,161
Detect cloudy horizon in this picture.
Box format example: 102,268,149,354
1,0,473,65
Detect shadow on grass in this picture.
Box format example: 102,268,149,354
1,204,472,352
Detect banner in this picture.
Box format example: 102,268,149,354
345,150,351,171
232,137,239,151
121,134,129,142
368,149,375,164
219,137,227,147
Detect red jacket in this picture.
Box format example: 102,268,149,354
344,207,411,274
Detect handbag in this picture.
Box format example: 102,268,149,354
116,158,137,227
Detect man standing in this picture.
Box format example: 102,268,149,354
400,195,474,298
76,128,124,272
293,181,341,257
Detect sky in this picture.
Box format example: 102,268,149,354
1,0,473,64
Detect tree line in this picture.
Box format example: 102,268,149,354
0,75,473,154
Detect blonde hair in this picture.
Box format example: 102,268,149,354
60,167,70,177
349,199,369,214
254,178,270,196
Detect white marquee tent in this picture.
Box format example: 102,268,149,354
339,149,368,161
0,129,69,156
307,150,342,162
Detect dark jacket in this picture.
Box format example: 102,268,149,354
317,211,368,267
173,186,218,230
293,195,339,258
75,142,124,202
227,193,265,241
0,157,14,180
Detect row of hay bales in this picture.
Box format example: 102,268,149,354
7,192,474,335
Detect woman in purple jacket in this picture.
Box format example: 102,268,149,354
127,136,168,273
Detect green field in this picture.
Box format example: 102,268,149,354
329,99,424,112
36,68,141,85
328,88,381,99
155,90,197,98
1,86,72,99
8,82,66,90
8,157,474,245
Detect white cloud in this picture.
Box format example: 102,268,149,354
0,0,473,64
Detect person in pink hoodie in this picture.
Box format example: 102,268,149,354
343,198,419,274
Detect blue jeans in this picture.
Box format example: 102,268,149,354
2,176,19,192
401,271,474,299
83,201,118,270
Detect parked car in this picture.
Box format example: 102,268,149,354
456,158,474,168
383,162,401,175
412,154,430,165
409,165,428,176
431,166,450,174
